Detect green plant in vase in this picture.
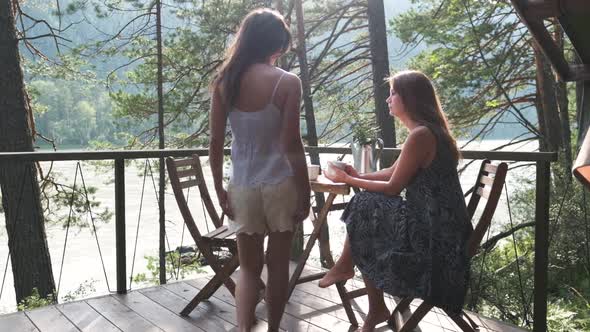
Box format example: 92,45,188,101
350,115,383,172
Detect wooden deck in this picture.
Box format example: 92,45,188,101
0,264,527,332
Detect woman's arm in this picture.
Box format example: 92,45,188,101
279,74,311,222
329,127,435,196
208,87,233,218
354,161,397,181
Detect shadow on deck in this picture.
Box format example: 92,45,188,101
0,264,528,332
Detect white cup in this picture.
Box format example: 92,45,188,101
307,164,320,181
330,160,347,170
325,161,347,179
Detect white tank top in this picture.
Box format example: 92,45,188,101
228,71,293,187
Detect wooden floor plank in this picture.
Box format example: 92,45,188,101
25,306,79,332
163,282,239,326
139,285,234,331
477,315,525,332
289,265,483,332
112,292,203,332
163,281,278,332
0,312,39,332
188,277,334,332
253,264,368,322
56,301,120,332
0,270,528,332
86,295,162,332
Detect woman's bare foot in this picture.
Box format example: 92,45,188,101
318,264,355,288
358,306,390,332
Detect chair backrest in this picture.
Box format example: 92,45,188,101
166,155,223,242
465,159,508,257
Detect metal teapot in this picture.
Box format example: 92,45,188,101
352,138,384,173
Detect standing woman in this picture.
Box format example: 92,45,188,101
323,71,472,331
209,8,310,332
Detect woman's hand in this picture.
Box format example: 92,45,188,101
217,189,234,220
344,164,359,178
325,167,349,183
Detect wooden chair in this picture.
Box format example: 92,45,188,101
389,159,508,332
166,155,241,316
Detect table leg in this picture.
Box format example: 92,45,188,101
287,193,336,299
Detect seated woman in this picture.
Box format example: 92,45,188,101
322,70,472,332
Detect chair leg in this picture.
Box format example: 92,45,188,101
209,255,240,296
392,297,413,314
462,310,479,331
389,301,432,332
180,255,240,316
446,310,476,332
180,274,225,316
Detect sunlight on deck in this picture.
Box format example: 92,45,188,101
0,264,527,332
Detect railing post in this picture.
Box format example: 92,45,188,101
115,158,127,294
534,160,550,332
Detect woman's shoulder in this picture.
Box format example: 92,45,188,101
275,68,300,84
273,69,301,94
407,125,437,145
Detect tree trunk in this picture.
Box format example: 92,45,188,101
554,24,572,180
367,0,395,167
294,0,334,268
534,44,562,152
0,0,56,303
278,0,303,259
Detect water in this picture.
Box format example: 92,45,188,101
0,139,537,313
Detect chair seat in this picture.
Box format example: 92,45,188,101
202,225,237,247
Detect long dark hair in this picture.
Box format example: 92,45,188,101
212,8,291,106
389,70,461,162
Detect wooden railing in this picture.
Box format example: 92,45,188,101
0,148,557,331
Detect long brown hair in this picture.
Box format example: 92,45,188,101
212,8,291,106
389,70,461,162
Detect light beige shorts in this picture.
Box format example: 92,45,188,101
227,177,298,235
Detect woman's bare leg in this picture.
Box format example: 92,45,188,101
265,231,293,332
359,275,390,332
236,233,265,332
318,235,355,288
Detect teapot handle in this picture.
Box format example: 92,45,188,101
375,138,384,162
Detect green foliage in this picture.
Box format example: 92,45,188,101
98,0,267,149
465,162,590,330
55,0,375,149
17,289,55,311
547,297,590,332
467,230,535,325
61,279,98,302
29,79,126,147
350,111,380,145
39,169,113,228
132,250,204,286
391,0,538,141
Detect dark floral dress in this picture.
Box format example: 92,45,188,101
342,134,472,316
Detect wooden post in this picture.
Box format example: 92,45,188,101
367,0,395,167
155,0,167,285
534,160,550,332
115,158,127,294
294,0,333,266
577,80,590,147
